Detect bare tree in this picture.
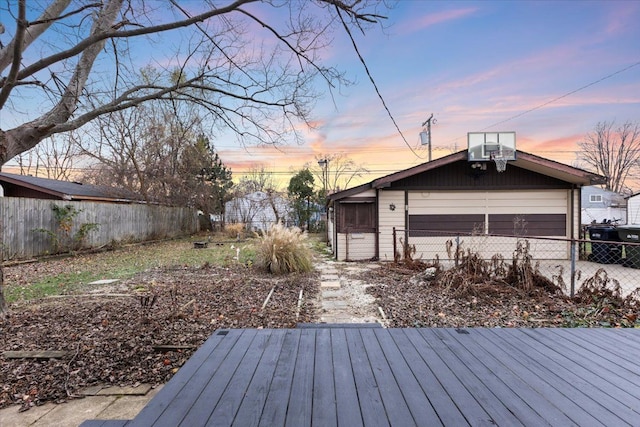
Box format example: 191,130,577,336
307,152,369,195
578,120,640,193
0,0,390,316
14,133,80,179
234,165,286,225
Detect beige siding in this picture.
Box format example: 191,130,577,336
406,189,571,259
335,232,376,261
378,190,405,261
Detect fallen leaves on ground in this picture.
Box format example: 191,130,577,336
0,264,317,411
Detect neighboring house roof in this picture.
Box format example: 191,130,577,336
0,172,143,203
329,150,606,201
581,186,626,207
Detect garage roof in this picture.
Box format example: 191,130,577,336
0,172,143,202
330,150,606,202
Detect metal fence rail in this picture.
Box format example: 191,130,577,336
392,228,640,297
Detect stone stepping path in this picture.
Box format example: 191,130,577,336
316,259,383,325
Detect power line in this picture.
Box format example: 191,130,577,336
336,6,427,161
479,60,640,132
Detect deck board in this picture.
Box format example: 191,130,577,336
437,328,553,426
330,328,364,427
373,329,442,426
486,329,635,426
83,328,640,427
345,328,390,427
258,330,300,427
311,327,337,427
231,329,287,427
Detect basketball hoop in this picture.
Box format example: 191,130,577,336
491,153,508,172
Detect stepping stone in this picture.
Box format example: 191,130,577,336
88,279,120,285
320,281,341,289
322,290,345,299
320,274,339,281
322,300,348,310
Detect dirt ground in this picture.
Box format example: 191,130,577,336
0,264,317,412
2,247,639,412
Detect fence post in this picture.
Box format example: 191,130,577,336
404,228,409,260
393,227,397,260
570,238,577,297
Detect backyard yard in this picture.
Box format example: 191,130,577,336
1,234,639,412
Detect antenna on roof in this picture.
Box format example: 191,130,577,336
419,114,436,161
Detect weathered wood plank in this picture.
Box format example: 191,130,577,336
1,198,198,260
3,350,68,359
359,328,416,426
373,329,443,426
284,328,316,427
344,328,390,427
472,328,607,426
179,329,259,426
79,421,130,427
485,329,633,426
330,328,364,427
420,329,524,426
231,330,287,427
311,328,337,427
258,330,300,427
387,329,467,426
128,329,245,427
403,328,491,425
550,328,640,376
442,328,573,426
206,331,272,426
515,329,640,423
114,328,640,427
554,328,640,366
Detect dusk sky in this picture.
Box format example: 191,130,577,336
217,0,640,188
3,1,639,191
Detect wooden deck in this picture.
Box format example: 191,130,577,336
82,327,640,426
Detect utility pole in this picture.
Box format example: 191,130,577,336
420,114,436,161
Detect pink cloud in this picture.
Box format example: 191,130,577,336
400,8,477,35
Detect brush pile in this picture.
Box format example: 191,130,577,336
367,239,640,329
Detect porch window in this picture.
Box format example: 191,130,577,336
339,202,375,233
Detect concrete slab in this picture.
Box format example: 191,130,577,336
95,386,162,420
32,396,115,427
320,274,339,281
0,402,56,427
97,384,152,396
80,385,105,396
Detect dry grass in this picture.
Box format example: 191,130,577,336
224,222,245,239
256,223,313,274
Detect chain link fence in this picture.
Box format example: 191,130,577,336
392,227,640,297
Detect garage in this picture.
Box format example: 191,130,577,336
328,149,605,262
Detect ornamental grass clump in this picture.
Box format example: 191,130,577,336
257,223,313,274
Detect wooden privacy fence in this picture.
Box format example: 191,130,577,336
1,197,199,260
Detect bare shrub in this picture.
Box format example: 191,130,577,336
224,223,245,239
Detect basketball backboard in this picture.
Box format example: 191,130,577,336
467,132,516,162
